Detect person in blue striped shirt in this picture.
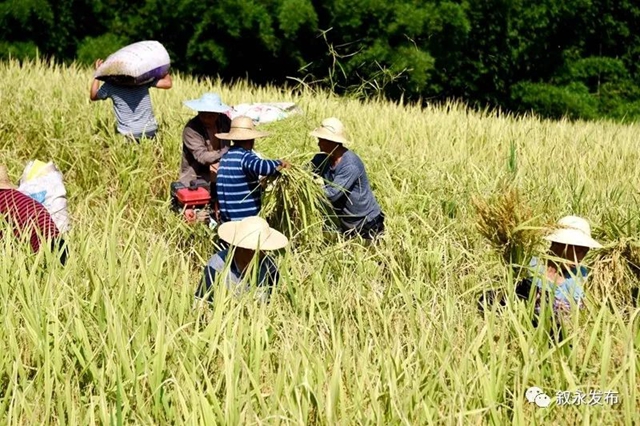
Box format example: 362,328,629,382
89,58,172,142
215,116,290,223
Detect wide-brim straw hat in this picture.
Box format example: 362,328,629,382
216,116,269,141
544,215,603,249
218,216,288,250
309,117,350,145
183,93,230,113
0,165,16,190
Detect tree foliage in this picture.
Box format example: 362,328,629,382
1,0,640,121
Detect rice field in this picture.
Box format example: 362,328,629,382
0,58,638,424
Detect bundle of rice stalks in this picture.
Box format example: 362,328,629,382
261,157,336,245
588,238,640,308
472,185,546,274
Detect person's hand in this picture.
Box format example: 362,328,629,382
94,59,104,70
277,160,291,171
313,175,324,186
209,162,220,174
184,209,197,224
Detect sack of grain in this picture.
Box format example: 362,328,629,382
18,160,70,234
94,40,170,86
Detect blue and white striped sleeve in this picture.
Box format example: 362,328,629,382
241,152,282,176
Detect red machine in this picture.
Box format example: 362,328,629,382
170,180,214,223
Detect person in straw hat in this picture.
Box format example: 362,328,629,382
215,116,290,223
179,93,232,187
195,216,288,303
517,215,603,313
478,215,602,342
0,165,68,264
309,117,385,240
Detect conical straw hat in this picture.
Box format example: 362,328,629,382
218,216,288,250
215,116,269,141
309,117,350,145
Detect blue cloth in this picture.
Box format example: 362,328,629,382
196,249,280,302
96,81,158,137
311,151,382,230
216,147,281,222
528,257,588,306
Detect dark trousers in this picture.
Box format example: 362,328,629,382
478,278,564,343
344,213,385,240
50,238,68,266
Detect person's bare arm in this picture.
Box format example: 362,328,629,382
155,73,172,90
89,59,104,101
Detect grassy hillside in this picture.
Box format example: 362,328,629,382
0,59,638,424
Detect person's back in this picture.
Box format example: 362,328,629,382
0,188,60,253
90,58,172,141
216,147,264,222
96,82,158,139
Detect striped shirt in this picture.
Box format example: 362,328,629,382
96,81,158,137
0,189,60,253
216,147,282,222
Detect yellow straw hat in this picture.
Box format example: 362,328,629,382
309,117,350,145
218,216,288,250
215,116,269,141
544,216,602,249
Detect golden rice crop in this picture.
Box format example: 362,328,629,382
472,183,546,273
0,58,639,424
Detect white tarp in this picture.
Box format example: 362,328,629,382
227,102,302,124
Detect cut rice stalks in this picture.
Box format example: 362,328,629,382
261,155,337,245
588,237,640,308
472,184,547,276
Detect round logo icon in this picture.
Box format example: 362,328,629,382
526,386,543,403
534,393,552,408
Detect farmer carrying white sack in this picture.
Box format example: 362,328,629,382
90,59,172,142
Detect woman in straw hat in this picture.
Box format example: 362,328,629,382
512,216,601,342
309,117,384,240
179,93,232,187
195,216,288,303
215,116,290,223
479,215,602,342
518,215,603,315
0,165,68,265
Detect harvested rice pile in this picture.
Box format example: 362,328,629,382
589,236,640,307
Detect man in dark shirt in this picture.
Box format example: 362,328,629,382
309,117,385,240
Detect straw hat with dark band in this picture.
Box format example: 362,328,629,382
215,116,269,141
310,117,350,145
218,216,288,250
0,165,16,190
